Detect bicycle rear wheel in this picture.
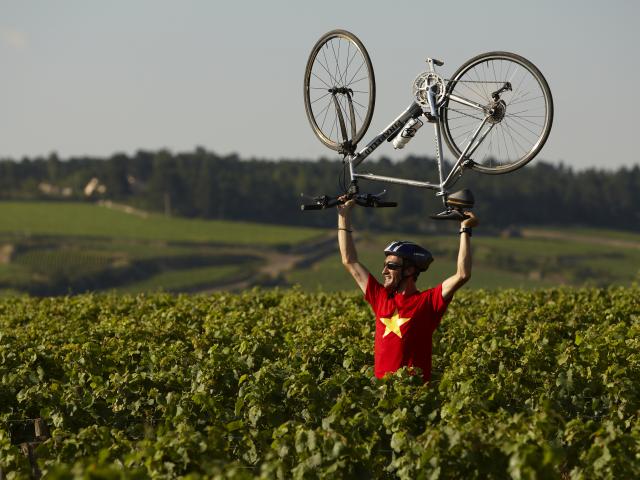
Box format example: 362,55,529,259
304,30,375,151
442,51,553,174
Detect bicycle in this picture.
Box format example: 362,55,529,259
301,29,553,219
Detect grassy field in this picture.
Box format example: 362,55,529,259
288,230,640,291
0,201,325,295
0,201,638,295
0,201,322,245
114,264,246,293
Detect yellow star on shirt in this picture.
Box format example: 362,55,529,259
380,311,411,338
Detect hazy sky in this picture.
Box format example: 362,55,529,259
1,0,638,169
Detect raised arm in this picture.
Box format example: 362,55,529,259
337,199,370,293
442,212,479,301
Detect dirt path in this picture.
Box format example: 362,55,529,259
521,229,640,250
204,232,336,292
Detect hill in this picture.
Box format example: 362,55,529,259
0,201,328,295
0,201,639,295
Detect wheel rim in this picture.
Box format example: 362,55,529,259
443,54,552,173
304,32,375,150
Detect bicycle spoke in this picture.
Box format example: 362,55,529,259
509,69,528,106
456,79,486,104
329,109,338,141
445,107,485,122
509,89,531,107
344,40,351,86
501,118,527,156
334,38,347,89
506,114,542,139
319,99,332,132
484,135,495,167
475,65,491,101
452,124,477,142
341,44,361,86
491,61,498,92
508,95,544,107
348,76,369,86
353,104,364,123
330,40,340,88
311,72,332,89
503,118,532,155
498,122,518,161
317,50,339,86
346,60,366,87
310,91,331,105
316,53,335,86
496,124,503,163
351,97,368,110
506,113,544,128
343,51,366,88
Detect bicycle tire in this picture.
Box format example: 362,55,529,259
304,30,376,151
442,51,553,174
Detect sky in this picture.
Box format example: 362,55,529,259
1,0,638,170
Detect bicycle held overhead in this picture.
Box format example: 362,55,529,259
301,29,553,220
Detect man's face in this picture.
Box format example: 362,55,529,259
382,254,405,290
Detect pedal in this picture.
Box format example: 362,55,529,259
430,209,468,221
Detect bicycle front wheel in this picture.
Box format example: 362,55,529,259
442,52,553,174
304,30,375,151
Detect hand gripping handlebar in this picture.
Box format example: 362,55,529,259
300,191,397,211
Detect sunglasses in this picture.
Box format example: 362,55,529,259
383,261,403,271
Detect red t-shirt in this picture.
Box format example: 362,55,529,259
365,274,450,382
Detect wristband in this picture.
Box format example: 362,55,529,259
459,227,472,236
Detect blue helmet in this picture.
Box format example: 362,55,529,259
384,240,433,272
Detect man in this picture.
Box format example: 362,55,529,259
337,199,478,382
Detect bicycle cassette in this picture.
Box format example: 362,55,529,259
412,72,446,107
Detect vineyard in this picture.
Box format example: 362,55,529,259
0,287,639,478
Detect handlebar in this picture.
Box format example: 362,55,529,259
371,201,398,208
300,191,397,211
300,203,325,211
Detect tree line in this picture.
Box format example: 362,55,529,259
0,149,638,233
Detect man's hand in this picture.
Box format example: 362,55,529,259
337,195,355,217
462,211,479,228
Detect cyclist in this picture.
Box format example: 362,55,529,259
337,198,478,383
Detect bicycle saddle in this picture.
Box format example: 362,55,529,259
446,189,474,209
430,189,474,221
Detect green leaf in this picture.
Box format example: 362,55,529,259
226,420,244,432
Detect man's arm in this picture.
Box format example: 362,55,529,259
442,212,478,301
337,199,370,293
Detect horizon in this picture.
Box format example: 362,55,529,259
1,147,637,174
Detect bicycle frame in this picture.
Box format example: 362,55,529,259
343,65,495,206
